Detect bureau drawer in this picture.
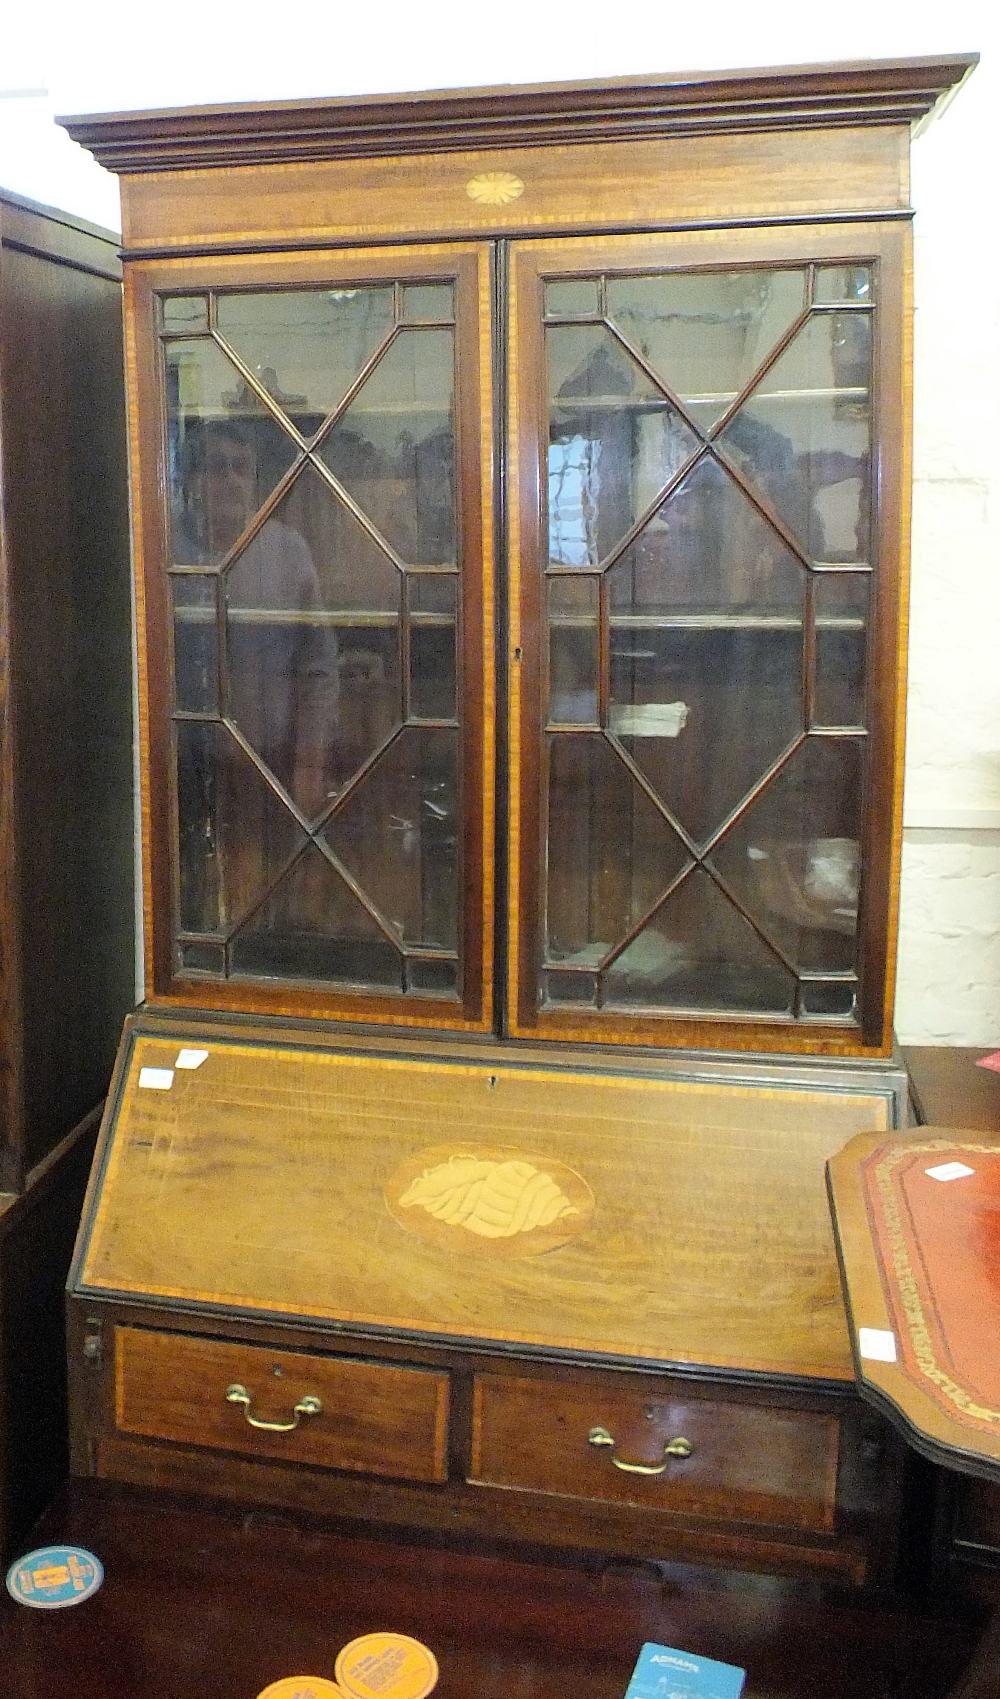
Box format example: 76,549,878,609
471,1374,840,1534
114,1327,450,1484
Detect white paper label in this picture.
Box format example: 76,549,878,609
925,1161,975,1182
859,1327,897,1363
175,1049,209,1070
138,1067,174,1091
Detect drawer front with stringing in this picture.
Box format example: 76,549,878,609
470,1374,841,1534
114,1327,450,1483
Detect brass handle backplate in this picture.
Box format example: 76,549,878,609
225,1382,323,1433
588,1424,693,1475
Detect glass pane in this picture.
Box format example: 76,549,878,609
225,462,401,814
545,733,690,968
230,842,403,989
409,572,459,613
549,577,598,725
547,325,699,568
605,869,796,1014
321,328,456,565
175,721,307,936
178,939,225,975
172,576,218,714
813,267,872,305
544,278,600,317
606,269,807,432
814,574,868,728
608,456,804,844
800,978,858,1019
405,957,458,996
216,286,394,426
162,295,209,332
544,970,598,1006
410,575,456,720
401,284,454,322
325,727,458,951
719,311,873,563
708,736,864,975
166,339,299,566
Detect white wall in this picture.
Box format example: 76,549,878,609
2,2,997,1044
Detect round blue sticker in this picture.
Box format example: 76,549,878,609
6,1546,104,1609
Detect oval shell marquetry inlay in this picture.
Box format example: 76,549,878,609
385,1144,594,1256
466,170,525,205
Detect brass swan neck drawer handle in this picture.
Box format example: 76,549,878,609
588,1425,693,1474
225,1383,323,1433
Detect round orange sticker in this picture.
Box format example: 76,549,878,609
335,1633,439,1699
255,1679,346,1699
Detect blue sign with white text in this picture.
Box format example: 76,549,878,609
6,1545,104,1609
624,1641,745,1699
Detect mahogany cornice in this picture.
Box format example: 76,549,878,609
59,55,978,175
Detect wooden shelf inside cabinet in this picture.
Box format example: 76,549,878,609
174,606,456,628
551,388,871,410
551,612,866,632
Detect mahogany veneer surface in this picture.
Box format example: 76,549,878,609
76,1028,894,1378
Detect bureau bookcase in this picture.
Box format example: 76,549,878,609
61,55,975,1583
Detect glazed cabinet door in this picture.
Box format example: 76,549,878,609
508,225,907,1054
129,244,495,1029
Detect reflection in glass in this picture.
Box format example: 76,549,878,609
547,325,699,568
230,842,403,988
172,576,219,714
814,574,868,728
544,970,598,1006
605,868,796,1013
709,736,864,976
719,312,873,562
325,728,458,952
225,463,401,810
163,295,209,332
800,978,858,1018
406,957,458,996
178,939,226,975
544,278,601,317
321,328,456,565
166,340,299,567
409,572,459,613
164,281,465,1004
813,267,872,305
175,720,308,936
401,284,454,322
606,269,807,432
535,264,876,1027
546,733,689,968
549,577,599,725
607,456,804,843
223,469,342,820
410,575,457,720
611,629,802,848
216,286,394,423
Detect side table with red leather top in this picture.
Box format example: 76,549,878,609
827,1130,1000,1698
